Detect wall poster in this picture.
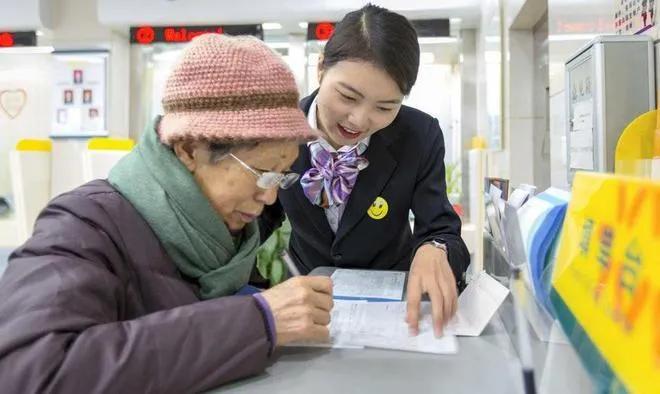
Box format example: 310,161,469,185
615,0,656,35
51,51,108,138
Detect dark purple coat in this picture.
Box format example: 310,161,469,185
0,180,272,393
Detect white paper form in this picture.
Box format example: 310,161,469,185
570,100,595,170
331,269,406,301
445,271,510,337
286,271,508,352
286,301,458,354
349,302,459,354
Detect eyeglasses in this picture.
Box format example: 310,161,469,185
226,153,300,190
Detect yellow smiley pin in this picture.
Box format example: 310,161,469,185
367,196,389,220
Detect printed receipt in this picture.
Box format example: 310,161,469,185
331,269,406,301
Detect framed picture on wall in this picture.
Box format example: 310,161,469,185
485,177,510,200
73,69,83,85
51,50,108,138
82,89,93,104
63,89,74,105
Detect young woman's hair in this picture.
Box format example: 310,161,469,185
321,3,420,95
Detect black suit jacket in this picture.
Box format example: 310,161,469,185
260,92,470,287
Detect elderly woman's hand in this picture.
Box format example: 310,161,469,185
260,276,334,346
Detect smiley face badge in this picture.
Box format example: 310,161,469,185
367,196,389,220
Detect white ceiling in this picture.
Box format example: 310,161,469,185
97,0,483,29
0,0,484,36
0,0,54,29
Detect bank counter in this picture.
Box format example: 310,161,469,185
211,258,594,394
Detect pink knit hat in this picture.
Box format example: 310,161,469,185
159,33,315,145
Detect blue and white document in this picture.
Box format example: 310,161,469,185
331,269,406,301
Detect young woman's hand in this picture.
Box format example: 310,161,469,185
406,244,458,337
260,276,334,346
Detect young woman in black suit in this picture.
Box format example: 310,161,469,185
261,4,470,336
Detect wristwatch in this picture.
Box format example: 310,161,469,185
421,240,465,290
423,239,448,253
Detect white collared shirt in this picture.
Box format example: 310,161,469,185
306,96,370,233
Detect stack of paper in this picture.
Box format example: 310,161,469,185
517,188,571,313
287,270,509,354
287,301,458,354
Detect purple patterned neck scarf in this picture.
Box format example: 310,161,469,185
301,142,369,207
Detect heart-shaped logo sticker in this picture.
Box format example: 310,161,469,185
0,89,27,119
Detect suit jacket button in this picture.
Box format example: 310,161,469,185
333,254,343,261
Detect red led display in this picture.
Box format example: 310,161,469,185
130,25,262,45
0,32,14,47
306,19,450,42
314,22,335,41
0,31,36,47
134,26,156,45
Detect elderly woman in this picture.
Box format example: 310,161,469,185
0,34,333,393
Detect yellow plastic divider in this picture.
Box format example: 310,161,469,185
655,110,660,157
15,139,52,152
552,172,660,393
615,110,657,177
87,138,135,151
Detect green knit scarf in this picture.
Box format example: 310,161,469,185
109,119,259,299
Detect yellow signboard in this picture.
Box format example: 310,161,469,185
551,172,660,393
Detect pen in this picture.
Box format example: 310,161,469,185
280,249,301,277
